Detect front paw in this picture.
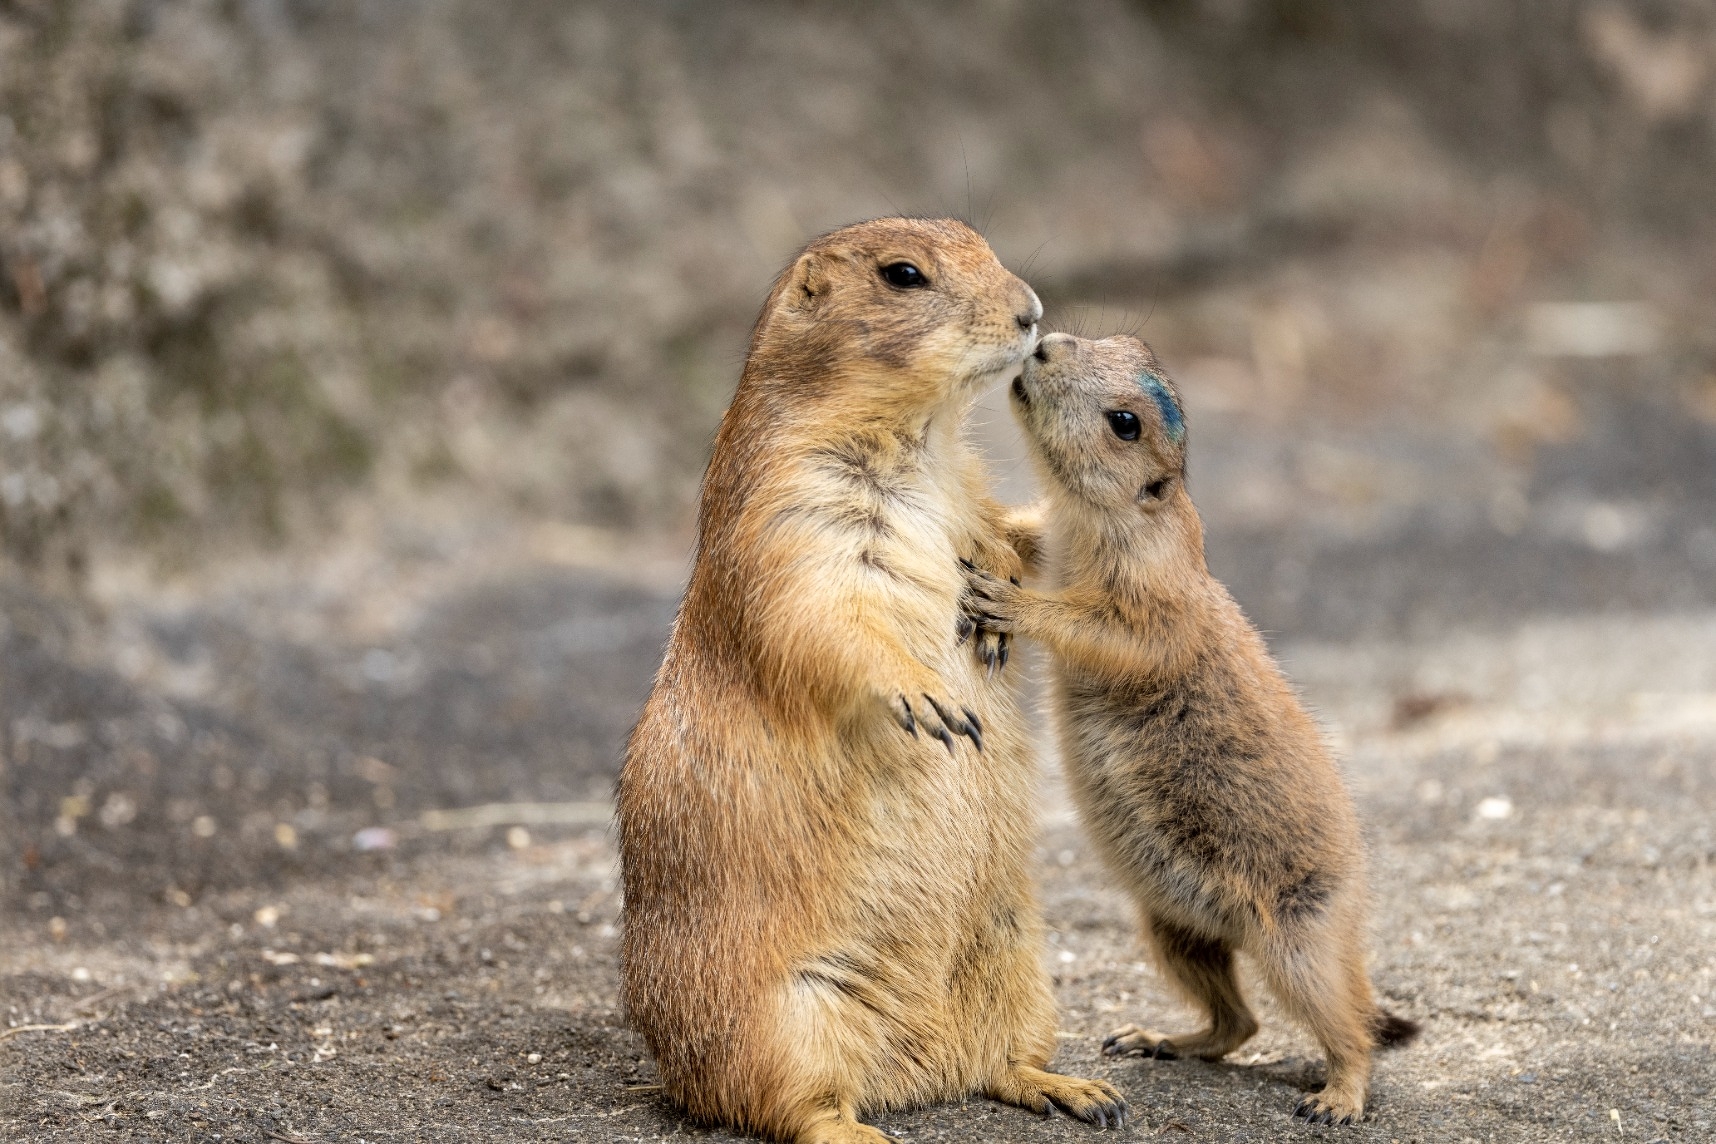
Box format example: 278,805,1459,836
958,599,1011,675
961,561,1023,632
886,690,983,753
960,560,1024,674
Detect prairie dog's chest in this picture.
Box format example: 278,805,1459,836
821,451,968,604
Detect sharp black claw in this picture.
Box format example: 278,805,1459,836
998,639,1011,669
963,707,982,734
897,701,917,737
959,557,976,570
922,695,979,753
956,615,975,645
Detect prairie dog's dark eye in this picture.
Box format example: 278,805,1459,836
1106,411,1141,441
881,262,928,288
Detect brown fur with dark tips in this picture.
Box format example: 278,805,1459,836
617,221,1127,1143
965,332,1419,1128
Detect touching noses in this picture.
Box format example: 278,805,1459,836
1015,288,1043,335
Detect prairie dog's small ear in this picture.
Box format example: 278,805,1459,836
785,252,830,312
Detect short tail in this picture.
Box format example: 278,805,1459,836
1371,1008,1421,1049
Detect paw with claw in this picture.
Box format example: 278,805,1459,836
886,690,983,753
1101,1025,1181,1059
1294,1089,1363,1127
989,1065,1129,1131
957,559,1020,674
960,560,1026,666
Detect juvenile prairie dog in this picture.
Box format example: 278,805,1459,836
618,220,1127,1144
963,333,1418,1126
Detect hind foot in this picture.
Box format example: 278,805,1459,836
799,1118,897,1144
1103,1019,1255,1062
989,1064,1129,1129
1101,1024,1180,1059
1294,1088,1364,1127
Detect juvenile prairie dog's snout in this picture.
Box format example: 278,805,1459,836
1012,331,1073,403
1032,330,1073,361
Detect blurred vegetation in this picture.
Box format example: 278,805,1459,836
1,0,1712,584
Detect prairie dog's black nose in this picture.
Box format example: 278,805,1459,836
1015,289,1043,332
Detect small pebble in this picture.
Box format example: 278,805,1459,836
353,827,396,852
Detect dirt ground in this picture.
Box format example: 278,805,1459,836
4,404,1715,1142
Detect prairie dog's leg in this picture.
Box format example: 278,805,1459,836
786,1098,897,1144
764,978,896,1143
972,940,1130,1126
1103,915,1258,1061
1257,924,1378,1126
957,898,1130,1129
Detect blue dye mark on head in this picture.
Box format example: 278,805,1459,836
1138,373,1185,443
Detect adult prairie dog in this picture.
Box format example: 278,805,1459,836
618,221,1126,1144
964,333,1417,1126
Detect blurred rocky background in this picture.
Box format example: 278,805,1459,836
3,3,1715,1139
2,0,1712,587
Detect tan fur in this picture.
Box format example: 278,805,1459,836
617,221,1126,1143
965,333,1418,1127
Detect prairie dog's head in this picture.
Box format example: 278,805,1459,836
1010,333,1189,518
751,218,1041,409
